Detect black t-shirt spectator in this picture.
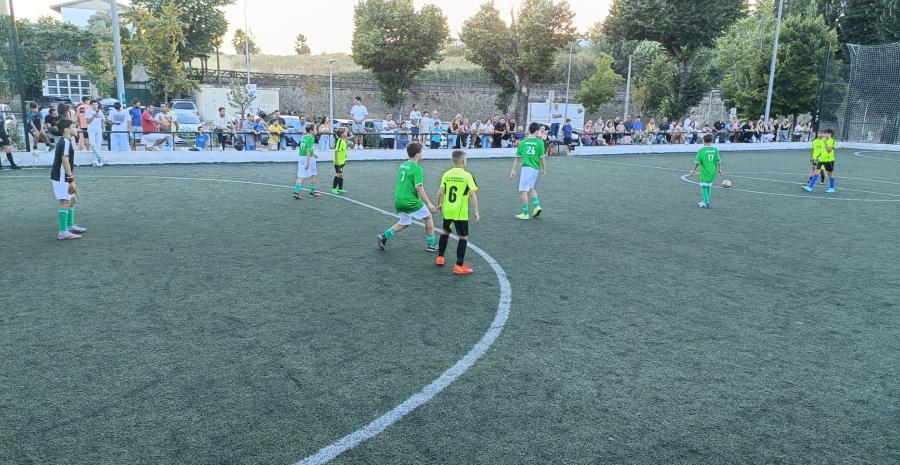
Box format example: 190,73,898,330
492,121,505,147
658,122,671,131
45,114,61,136
714,121,724,132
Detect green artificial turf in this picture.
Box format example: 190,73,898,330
1,149,898,465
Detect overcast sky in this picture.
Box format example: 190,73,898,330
15,0,609,55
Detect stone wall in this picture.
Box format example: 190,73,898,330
202,72,726,124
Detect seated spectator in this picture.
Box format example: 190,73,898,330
582,120,595,146
646,118,658,144
44,108,61,140
631,116,644,143
672,123,685,144
603,120,615,145
617,121,631,145
191,126,210,151
562,119,574,146
140,105,168,150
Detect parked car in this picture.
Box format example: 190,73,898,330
171,100,199,118
333,118,353,132
173,113,202,145
36,96,72,108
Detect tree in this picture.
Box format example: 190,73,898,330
85,11,135,98
573,53,623,113
839,0,900,45
351,0,449,109
604,0,745,118
226,80,256,117
129,4,197,102
131,0,233,64
232,29,259,55
461,0,576,121
294,34,311,55
715,5,775,111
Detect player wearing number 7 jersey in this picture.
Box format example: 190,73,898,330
435,150,480,275
510,122,547,220
689,133,723,208
377,142,439,252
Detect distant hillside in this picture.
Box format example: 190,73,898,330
197,53,490,82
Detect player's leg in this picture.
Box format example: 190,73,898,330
437,220,452,266
517,190,530,219
423,213,437,252
378,216,409,249
67,195,85,233
702,182,711,206
2,142,19,169
804,166,822,191
530,188,542,217
337,166,346,192
826,163,836,192
309,168,321,196
453,221,474,274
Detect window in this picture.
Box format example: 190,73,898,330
42,73,92,101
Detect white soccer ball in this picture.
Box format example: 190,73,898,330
722,180,732,188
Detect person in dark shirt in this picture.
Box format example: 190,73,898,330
493,118,506,148
0,123,20,169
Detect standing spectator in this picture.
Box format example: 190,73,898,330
409,104,422,140
778,118,790,142
793,120,805,142
76,96,91,150
211,107,233,150
129,100,143,150
448,116,460,149
85,100,105,165
672,122,685,144
493,117,506,148
350,96,368,148
242,113,259,151
505,118,516,147
562,118,573,147
318,116,332,151
107,102,131,152
549,102,563,139
381,113,398,149
420,111,434,143
397,120,411,149
267,117,285,151
713,120,725,143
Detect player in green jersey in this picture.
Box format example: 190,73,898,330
689,133,724,208
435,150,480,275
803,129,836,193
510,122,547,220
293,125,321,199
377,142,439,252
331,127,350,194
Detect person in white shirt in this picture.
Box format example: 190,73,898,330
381,114,398,149
210,107,233,150
107,102,131,152
420,111,434,143
683,113,698,144
549,102,563,139
85,101,106,166
479,120,493,148
350,96,368,148
409,104,422,142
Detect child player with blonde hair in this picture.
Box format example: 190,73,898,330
435,150,480,275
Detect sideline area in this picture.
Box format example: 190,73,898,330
6,142,899,167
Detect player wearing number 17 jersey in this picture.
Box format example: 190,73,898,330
435,150,480,275
510,122,547,220
689,133,723,208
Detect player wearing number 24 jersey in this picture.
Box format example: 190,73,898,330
435,150,480,275
510,122,547,220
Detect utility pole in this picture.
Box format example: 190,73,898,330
110,0,126,103
328,59,335,131
243,0,250,87
764,0,784,122
623,55,633,120
563,41,574,123
7,0,30,151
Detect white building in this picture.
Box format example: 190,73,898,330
50,0,129,28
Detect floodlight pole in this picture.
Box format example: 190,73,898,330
623,54,633,120
110,0,126,103
564,41,574,122
243,0,250,87
764,0,784,122
328,59,335,129
7,0,30,151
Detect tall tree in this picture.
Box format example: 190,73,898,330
294,34,311,55
131,0,233,63
461,0,576,121
714,5,775,112
573,53,623,113
604,0,745,119
351,0,449,109
85,11,134,98
839,0,900,45
129,4,197,102
232,29,259,55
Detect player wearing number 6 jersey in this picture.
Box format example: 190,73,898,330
689,133,723,208
377,142,438,252
435,150,480,275
510,122,547,220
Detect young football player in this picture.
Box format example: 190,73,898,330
377,142,438,252
293,125,321,199
510,122,547,220
51,119,87,240
435,150,480,275
808,131,825,185
331,127,349,194
803,129,836,193
689,133,723,208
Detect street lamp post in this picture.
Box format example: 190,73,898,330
110,0,126,104
563,41,574,123
764,0,784,122
328,59,336,132
243,0,250,87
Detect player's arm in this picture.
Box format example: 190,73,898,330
825,142,834,153
435,184,445,212
470,191,480,222
510,156,520,178
717,161,724,174
689,159,699,175
540,155,547,175
415,184,436,212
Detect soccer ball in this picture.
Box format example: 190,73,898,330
722,180,732,188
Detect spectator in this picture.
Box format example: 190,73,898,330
603,120,615,145
504,117,515,148
381,113,397,149
778,118,790,142
623,116,634,136
562,118,573,146
44,107,61,140
713,120,726,143
267,118,285,151
632,116,644,144
803,120,813,141
28,102,51,149
449,115,461,149
129,100,143,150
672,122,685,144
617,120,631,145
350,96,368,148
155,104,176,150
85,100,105,165
318,116,332,151
192,126,210,151
582,120,595,146
793,120,805,142
141,105,167,150
429,121,445,149
513,125,526,146
646,118,658,144
420,111,434,143
468,119,480,148
657,118,671,144
479,118,492,148
211,107,233,150
241,113,259,151
409,104,422,132
492,117,506,148
397,121,411,149
739,120,753,143
549,102,563,139
76,96,91,150
107,102,131,152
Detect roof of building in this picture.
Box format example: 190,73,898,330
50,0,129,13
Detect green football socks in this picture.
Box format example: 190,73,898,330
521,204,529,215
294,181,302,194
58,208,68,232
383,228,395,240
701,186,711,205
67,208,75,228
533,196,541,208
427,234,436,247
310,185,316,194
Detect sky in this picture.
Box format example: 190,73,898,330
14,0,610,55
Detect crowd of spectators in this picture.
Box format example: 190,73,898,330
19,96,819,153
